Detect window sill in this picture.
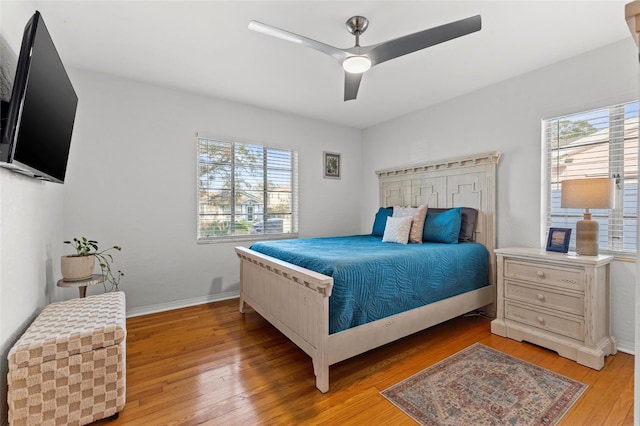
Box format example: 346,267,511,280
197,233,299,245
610,254,637,263
587,250,637,262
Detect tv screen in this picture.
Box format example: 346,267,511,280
0,11,77,183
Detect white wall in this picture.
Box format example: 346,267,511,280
0,172,64,426
63,70,362,316
0,7,66,423
361,39,639,353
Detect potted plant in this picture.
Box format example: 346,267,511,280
62,237,124,291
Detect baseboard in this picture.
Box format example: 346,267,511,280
616,340,634,356
126,290,240,318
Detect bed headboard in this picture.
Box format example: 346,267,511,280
376,151,501,284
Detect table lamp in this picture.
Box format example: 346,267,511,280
561,178,615,256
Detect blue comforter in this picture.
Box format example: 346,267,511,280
250,235,489,334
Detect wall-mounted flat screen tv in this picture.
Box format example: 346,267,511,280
0,10,77,183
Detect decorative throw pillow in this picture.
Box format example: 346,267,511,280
371,207,393,237
457,207,478,242
382,216,413,244
393,204,428,243
422,207,462,244
428,207,478,242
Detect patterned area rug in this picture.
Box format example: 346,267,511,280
381,343,587,426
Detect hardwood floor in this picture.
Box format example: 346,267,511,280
94,299,634,425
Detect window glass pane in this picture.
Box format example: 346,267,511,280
250,216,287,235
198,214,231,238
199,164,232,189
236,191,264,224
199,189,231,213
266,168,291,190
236,172,264,191
199,140,232,164
267,192,291,213
234,144,264,190
267,148,292,168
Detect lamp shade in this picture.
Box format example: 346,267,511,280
561,178,615,209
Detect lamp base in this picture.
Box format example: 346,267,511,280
576,215,598,256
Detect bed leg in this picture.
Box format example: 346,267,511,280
239,295,245,314
313,359,329,393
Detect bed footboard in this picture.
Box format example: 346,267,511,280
235,246,333,392
235,246,494,393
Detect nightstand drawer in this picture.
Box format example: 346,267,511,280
504,260,584,291
505,301,584,341
505,280,584,316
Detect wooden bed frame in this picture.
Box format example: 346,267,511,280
235,151,501,392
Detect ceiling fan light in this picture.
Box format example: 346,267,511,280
342,55,371,73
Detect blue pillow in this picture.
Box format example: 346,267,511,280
371,207,393,236
422,207,462,244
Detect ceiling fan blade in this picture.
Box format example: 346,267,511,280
344,72,363,101
367,15,481,66
248,20,348,62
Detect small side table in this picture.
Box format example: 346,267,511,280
57,274,105,298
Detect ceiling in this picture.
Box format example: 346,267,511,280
1,1,633,129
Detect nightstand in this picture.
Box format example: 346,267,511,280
490,247,615,370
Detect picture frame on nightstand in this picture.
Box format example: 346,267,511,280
546,227,572,253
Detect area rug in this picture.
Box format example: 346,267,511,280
381,343,587,426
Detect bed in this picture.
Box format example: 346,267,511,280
235,151,501,392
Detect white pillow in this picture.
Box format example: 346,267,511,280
382,216,413,244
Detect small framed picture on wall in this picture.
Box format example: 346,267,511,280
323,152,340,179
546,227,572,253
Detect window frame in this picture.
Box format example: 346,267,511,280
196,135,299,243
542,100,638,257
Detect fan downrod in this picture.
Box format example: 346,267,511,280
346,16,369,36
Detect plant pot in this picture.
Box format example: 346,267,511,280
61,255,95,281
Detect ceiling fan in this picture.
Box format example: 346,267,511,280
248,14,481,101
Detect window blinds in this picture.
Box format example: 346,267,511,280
197,137,299,240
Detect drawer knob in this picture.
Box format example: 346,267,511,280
536,271,546,279
537,293,545,302
537,316,545,324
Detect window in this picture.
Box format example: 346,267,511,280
543,101,638,255
197,137,298,241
